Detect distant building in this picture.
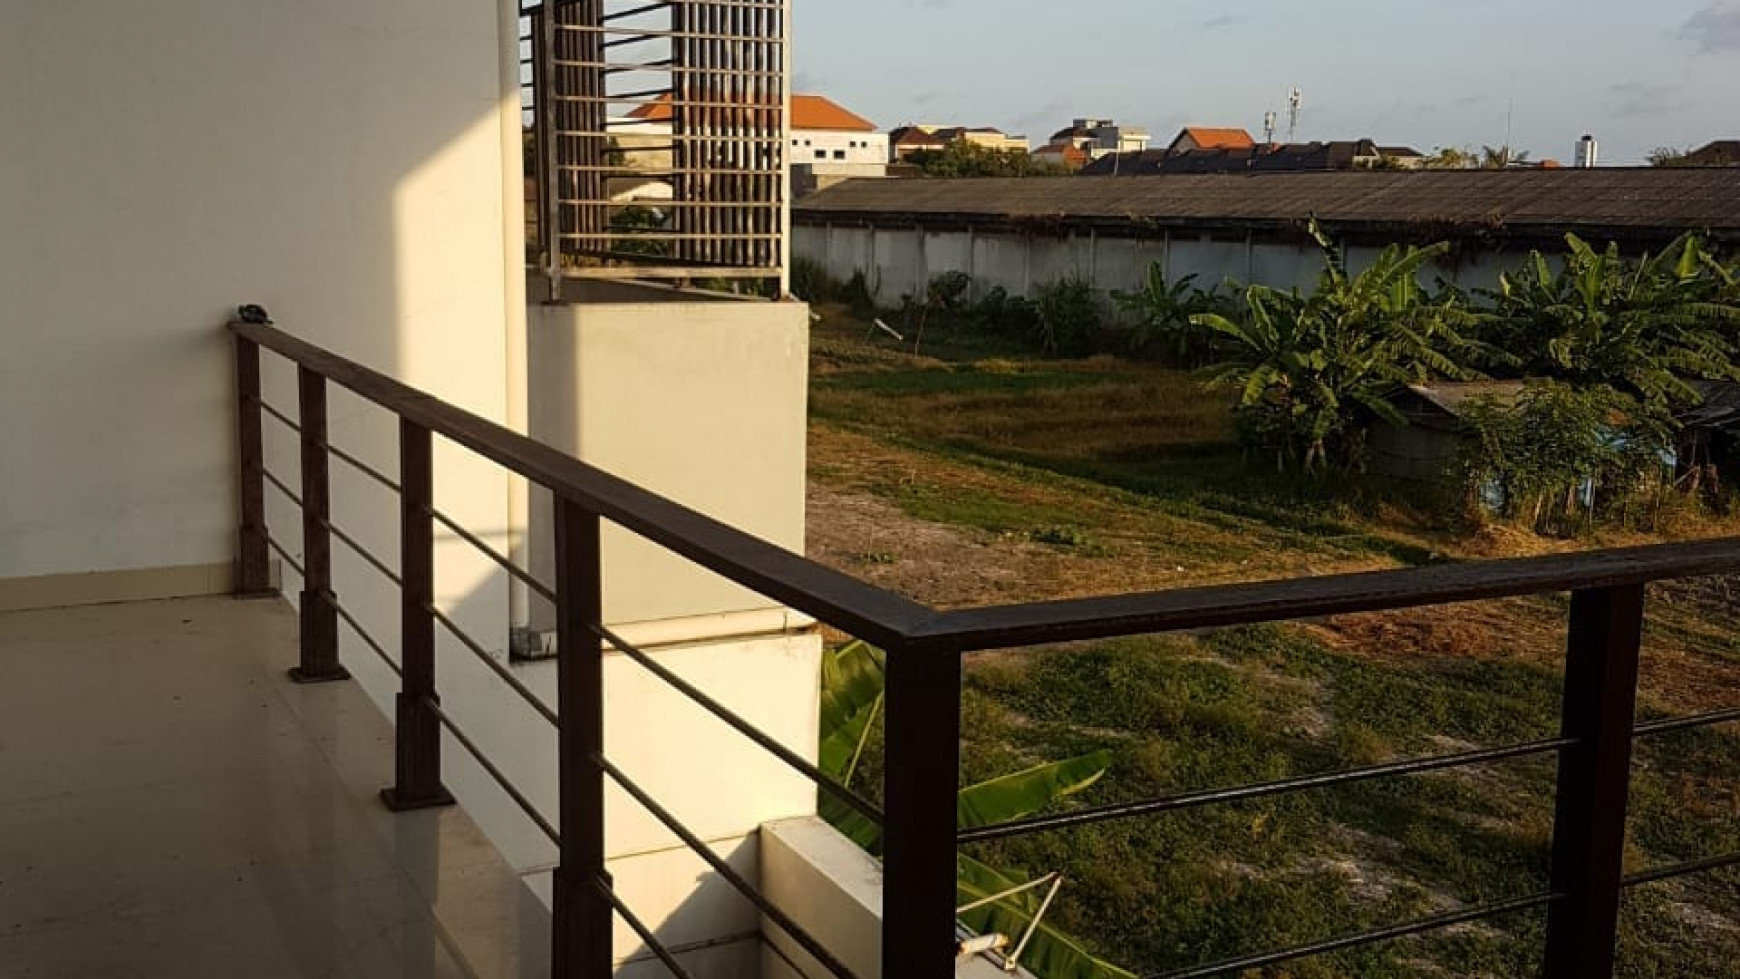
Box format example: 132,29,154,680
1376,146,1427,169
1684,141,1740,166
1167,127,1257,152
1049,118,1151,160
630,92,887,197
889,125,948,161
887,124,1029,161
1030,141,1090,171
629,92,888,168
1083,139,1391,176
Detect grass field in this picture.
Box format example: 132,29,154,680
804,309,1740,977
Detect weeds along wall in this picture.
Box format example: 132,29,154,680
792,224,1520,307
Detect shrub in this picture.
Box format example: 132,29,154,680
968,286,1041,338
839,271,878,314
1032,276,1103,357
1457,381,1675,536
790,255,839,303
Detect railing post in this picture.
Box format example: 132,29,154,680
881,641,963,979
290,367,349,684
234,336,273,597
382,420,456,812
1544,584,1646,979
552,497,612,979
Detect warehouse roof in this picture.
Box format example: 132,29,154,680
794,170,1740,240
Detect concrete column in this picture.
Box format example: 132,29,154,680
527,281,821,978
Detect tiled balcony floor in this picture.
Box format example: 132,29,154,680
0,596,550,978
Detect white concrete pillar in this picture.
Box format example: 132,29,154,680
526,282,821,977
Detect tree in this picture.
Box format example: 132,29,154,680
1192,223,1494,471
819,641,1134,979
1422,145,1476,170
1648,146,1694,167
1480,144,1531,169
907,140,1069,178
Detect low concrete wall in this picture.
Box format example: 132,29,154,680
794,224,1520,308
759,817,1033,979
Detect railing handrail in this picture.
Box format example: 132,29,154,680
233,320,1740,659
233,320,931,651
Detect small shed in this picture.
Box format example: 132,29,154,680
1676,380,1740,479
1369,381,1526,482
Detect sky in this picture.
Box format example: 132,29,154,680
790,0,1740,165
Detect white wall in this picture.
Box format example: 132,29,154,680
0,0,516,592
794,224,1514,310
0,0,531,944
794,129,889,167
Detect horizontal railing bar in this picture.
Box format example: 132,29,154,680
262,468,304,509
256,398,301,433
592,621,884,826
320,517,402,587
427,503,557,604
920,540,1740,652
555,62,783,76
758,932,820,979
594,880,700,979
1145,890,1561,979
233,320,932,651
323,440,402,494
423,695,560,844
1633,706,1740,738
553,266,784,281
1621,851,1740,889
325,594,403,678
595,753,863,979
264,531,306,579
556,230,787,239
429,605,560,727
960,736,1575,844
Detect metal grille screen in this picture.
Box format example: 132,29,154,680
525,0,789,284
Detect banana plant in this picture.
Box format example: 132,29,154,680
819,641,1133,979
1112,266,1229,364
1480,232,1740,412
1191,221,1497,471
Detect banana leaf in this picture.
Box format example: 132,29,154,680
957,854,1136,979
957,751,1114,831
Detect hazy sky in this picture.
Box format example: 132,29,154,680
791,0,1740,165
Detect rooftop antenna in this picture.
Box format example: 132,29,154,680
1287,88,1303,143
1263,110,1277,145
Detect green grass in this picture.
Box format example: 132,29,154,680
807,314,1740,977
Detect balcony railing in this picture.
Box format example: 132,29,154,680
232,316,1740,979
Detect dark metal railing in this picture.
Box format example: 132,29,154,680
232,317,1740,979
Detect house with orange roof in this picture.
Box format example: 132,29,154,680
1168,127,1257,152
627,92,888,168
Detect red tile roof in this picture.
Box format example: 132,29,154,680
1033,142,1088,167
1177,127,1256,150
627,93,876,132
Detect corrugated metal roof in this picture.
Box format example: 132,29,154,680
794,170,1740,237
